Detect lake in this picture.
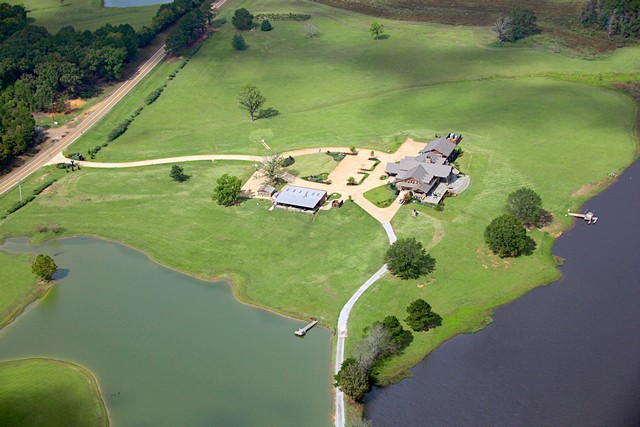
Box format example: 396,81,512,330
0,237,330,427
365,160,640,426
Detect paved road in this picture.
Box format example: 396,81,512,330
0,45,167,196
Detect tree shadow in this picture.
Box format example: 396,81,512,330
522,236,537,256
376,34,390,40
257,107,279,119
53,268,70,280
538,209,554,227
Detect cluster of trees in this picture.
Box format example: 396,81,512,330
484,187,544,257
581,0,640,38
165,2,211,54
0,0,205,172
335,300,442,402
493,7,538,43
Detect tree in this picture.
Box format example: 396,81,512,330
257,154,286,186
494,7,538,42
510,7,538,40
385,237,436,280
334,357,370,402
212,173,242,206
493,15,514,43
32,254,57,280
304,22,319,38
260,19,272,31
238,84,266,121
484,214,529,257
405,299,442,332
170,165,190,182
370,21,385,40
354,323,398,369
232,8,253,30
505,187,543,226
232,34,247,51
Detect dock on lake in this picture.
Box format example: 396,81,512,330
295,320,318,336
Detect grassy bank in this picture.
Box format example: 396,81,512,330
0,161,388,325
0,358,108,427
10,0,157,32
0,252,45,330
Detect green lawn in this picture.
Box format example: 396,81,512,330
11,0,158,32
289,153,339,177
66,0,640,161
0,161,388,324
0,359,108,427
363,184,396,207
0,252,42,330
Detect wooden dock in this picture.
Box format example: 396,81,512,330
567,209,598,224
295,320,318,336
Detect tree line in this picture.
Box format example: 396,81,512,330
581,0,640,38
0,0,206,172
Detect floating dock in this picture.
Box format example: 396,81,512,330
567,209,598,224
295,320,318,336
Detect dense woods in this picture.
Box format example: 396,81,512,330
581,0,640,38
0,0,207,172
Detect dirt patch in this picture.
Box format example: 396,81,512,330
32,172,51,183
571,175,615,198
68,99,86,110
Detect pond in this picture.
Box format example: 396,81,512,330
103,0,172,8
0,237,330,427
365,160,640,426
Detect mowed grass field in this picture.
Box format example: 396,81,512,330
0,359,108,427
67,0,640,161
0,161,388,324
11,0,157,32
289,153,339,176
0,252,40,329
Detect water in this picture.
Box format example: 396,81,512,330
0,237,330,427
103,0,172,8
365,160,640,426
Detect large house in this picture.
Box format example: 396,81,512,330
273,185,327,212
385,135,461,204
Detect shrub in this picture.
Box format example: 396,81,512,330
170,165,190,182
404,299,442,332
232,34,247,51
260,19,272,31
282,155,295,167
107,118,133,142
145,87,164,105
232,8,253,30
255,13,311,21
304,22,319,38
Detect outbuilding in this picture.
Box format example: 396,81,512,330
273,185,327,212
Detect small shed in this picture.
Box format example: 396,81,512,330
257,185,276,198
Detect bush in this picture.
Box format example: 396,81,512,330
255,13,311,21
232,8,253,30
260,19,272,31
282,155,295,167
170,164,190,182
232,34,247,51
107,118,133,142
145,87,164,105
326,151,345,162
